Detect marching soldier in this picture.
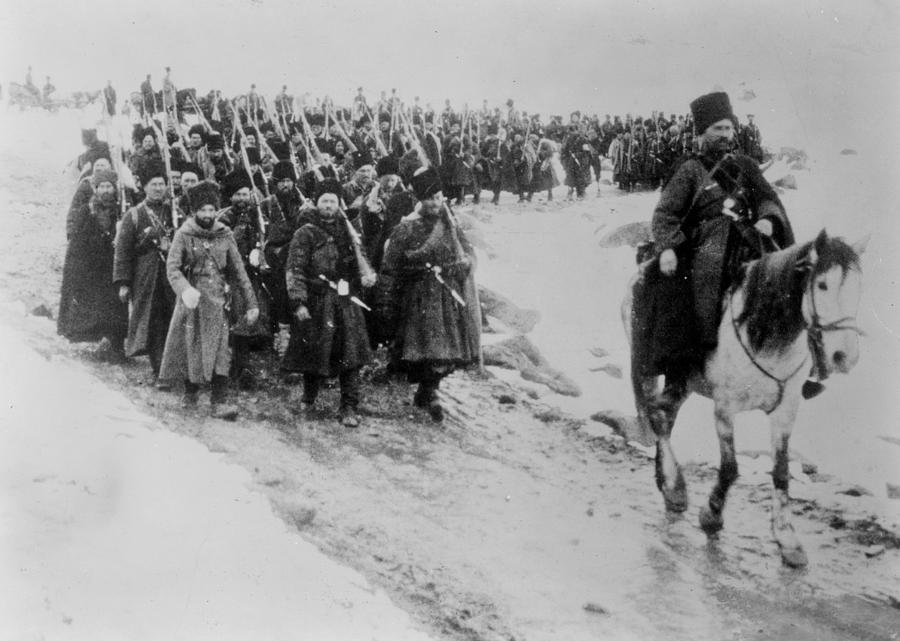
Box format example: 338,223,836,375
283,179,374,427
113,161,185,383
378,167,480,422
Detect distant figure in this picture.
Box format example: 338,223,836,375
41,77,55,104
740,114,763,162
140,73,155,114
25,65,36,94
162,66,176,113
103,80,117,117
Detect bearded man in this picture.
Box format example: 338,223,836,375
635,91,794,390
283,180,374,427
378,168,480,422
113,162,185,382
57,168,128,359
158,182,259,419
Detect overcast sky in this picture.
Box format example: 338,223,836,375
1,0,898,149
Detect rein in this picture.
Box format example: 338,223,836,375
729,263,862,413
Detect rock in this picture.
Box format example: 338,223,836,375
478,286,541,334
597,221,652,249
739,89,757,101
533,407,566,423
589,363,622,379
773,174,797,190
840,148,858,155
837,485,874,498
497,394,517,405
779,146,808,166
30,303,53,319
864,544,885,558
483,334,581,397
801,462,818,475
887,483,900,500
588,347,609,359
590,410,655,447
583,602,609,615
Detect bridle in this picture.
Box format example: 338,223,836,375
803,266,864,381
730,262,862,413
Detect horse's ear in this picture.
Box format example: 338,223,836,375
809,228,828,266
852,234,870,257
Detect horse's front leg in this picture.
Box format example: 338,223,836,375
769,398,808,568
699,403,738,534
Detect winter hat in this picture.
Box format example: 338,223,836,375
90,168,118,188
690,91,735,136
206,132,225,150
139,161,168,185
272,160,297,181
221,171,252,201
315,178,343,203
187,124,206,140
81,128,98,146
375,156,400,177
398,149,423,183
410,167,443,201
188,181,220,211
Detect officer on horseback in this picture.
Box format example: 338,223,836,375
636,91,795,389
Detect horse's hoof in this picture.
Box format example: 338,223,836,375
780,545,808,568
699,505,724,534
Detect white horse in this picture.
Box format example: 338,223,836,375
625,230,866,567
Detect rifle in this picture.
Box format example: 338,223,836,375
146,116,179,230
236,141,272,273
337,208,377,287
364,103,390,158
330,104,359,154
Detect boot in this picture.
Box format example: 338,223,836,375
182,380,199,408
427,397,444,423
210,375,238,420
339,406,359,428
802,378,826,400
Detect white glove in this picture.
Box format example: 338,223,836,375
181,286,201,309
249,248,261,268
754,219,773,236
245,308,259,324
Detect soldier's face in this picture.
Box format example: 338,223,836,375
181,173,199,191
209,149,223,160
170,172,182,194
420,194,443,218
190,133,203,147
92,158,112,172
317,193,339,218
276,178,294,194
702,118,734,153
95,182,116,197
142,136,155,151
144,177,167,201
232,187,251,205
194,204,217,229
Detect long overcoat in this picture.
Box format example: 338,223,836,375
379,211,480,371
638,152,795,373
113,200,182,357
282,211,372,376
57,196,128,342
158,219,257,383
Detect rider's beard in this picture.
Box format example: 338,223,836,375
702,136,732,160
97,192,118,208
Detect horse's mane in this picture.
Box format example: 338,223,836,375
736,235,860,353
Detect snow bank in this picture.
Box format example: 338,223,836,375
0,317,431,641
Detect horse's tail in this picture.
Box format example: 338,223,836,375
622,271,657,436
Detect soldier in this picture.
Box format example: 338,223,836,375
378,167,480,422
642,91,793,388
103,80,117,117
561,116,591,199
158,181,259,418
113,161,185,383
740,114,763,162
57,168,128,359
41,76,55,105
201,132,232,183
283,179,374,427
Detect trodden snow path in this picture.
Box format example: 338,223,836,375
0,319,432,641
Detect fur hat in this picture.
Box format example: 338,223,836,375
179,162,203,178
90,168,118,188
308,113,325,127
410,166,443,201
188,181,220,212
187,124,206,140
81,128,98,147
139,161,168,185
398,149,423,182
378,111,392,124
314,178,342,202
375,156,400,177
221,171,252,201
244,147,261,165
268,140,291,160
690,91,735,136
272,160,297,181
206,132,225,150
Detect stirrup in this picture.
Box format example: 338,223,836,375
801,379,825,400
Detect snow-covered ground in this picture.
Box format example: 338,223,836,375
0,300,432,641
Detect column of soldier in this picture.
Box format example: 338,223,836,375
58,76,765,427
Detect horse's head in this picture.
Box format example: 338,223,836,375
802,229,868,375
